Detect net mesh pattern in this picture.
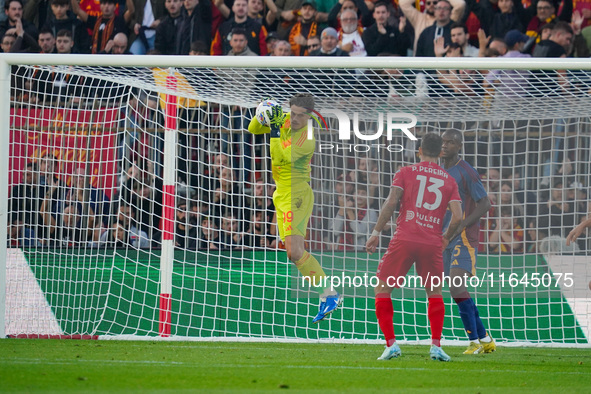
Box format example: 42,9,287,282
5,62,591,344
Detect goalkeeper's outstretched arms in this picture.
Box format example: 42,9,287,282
248,102,285,136
248,116,271,135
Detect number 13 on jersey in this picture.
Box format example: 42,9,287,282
415,175,444,210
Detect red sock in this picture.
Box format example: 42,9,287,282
428,297,445,347
375,295,395,347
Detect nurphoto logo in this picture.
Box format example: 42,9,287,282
306,109,418,152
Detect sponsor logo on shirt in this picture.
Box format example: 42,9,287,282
406,211,415,221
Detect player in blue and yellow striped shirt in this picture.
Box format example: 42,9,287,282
441,129,497,354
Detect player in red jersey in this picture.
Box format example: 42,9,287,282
366,133,463,362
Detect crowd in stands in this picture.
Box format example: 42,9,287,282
3,0,591,104
2,0,591,118
1,0,590,59
7,144,590,254
7,150,282,250
479,165,589,253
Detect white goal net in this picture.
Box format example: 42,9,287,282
1,55,590,345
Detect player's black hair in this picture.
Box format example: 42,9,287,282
50,0,70,7
489,37,507,49
421,133,443,158
442,129,463,143
2,32,17,41
538,22,555,34
356,185,368,195
374,1,389,10
289,93,315,110
500,206,514,217
552,21,573,36
56,29,72,38
190,40,208,54
230,28,248,39
39,27,55,37
177,198,188,209
536,0,555,7
552,178,564,189
450,22,468,34
5,0,23,10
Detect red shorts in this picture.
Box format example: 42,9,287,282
376,238,444,289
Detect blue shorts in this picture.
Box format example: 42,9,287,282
443,236,477,276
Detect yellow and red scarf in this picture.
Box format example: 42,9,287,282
91,17,115,54
289,22,318,56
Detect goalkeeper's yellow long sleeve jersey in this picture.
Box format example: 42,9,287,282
248,112,315,190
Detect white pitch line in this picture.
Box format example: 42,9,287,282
119,343,370,352
1,358,590,375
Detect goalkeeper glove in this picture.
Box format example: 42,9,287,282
269,105,284,138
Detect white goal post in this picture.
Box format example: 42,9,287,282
1,53,591,346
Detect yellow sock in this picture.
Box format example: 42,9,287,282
295,251,327,295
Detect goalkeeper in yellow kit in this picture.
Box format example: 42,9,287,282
248,93,342,323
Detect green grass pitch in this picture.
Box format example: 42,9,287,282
1,340,590,392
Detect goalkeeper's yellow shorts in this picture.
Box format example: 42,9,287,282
273,183,314,242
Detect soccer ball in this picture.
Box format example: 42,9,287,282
256,99,280,127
